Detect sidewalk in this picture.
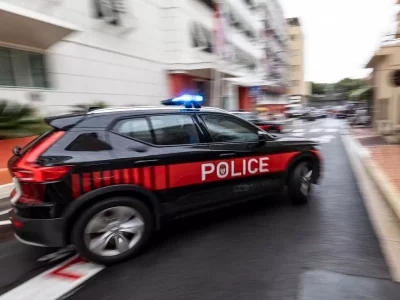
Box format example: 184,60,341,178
342,127,400,281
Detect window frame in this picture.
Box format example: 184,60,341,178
198,113,270,144
110,113,208,147
0,44,49,89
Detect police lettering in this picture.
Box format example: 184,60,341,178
201,157,269,181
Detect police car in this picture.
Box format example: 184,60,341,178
8,95,322,265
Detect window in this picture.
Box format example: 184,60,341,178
66,133,112,151
291,34,296,41
149,115,201,145
379,99,389,120
201,114,259,143
0,46,48,88
0,48,14,86
115,118,153,144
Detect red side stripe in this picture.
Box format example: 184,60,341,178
93,172,102,189
103,170,111,186
142,167,152,190
113,169,121,184
72,174,81,198
122,169,130,184
82,173,91,193
154,166,167,190
133,168,141,185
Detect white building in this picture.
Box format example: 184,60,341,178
0,0,288,115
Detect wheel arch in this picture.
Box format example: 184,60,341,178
62,184,161,245
284,151,321,185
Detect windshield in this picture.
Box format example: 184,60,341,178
231,112,258,121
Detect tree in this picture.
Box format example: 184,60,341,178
311,82,326,95
334,78,366,99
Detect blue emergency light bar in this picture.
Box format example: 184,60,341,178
161,94,204,108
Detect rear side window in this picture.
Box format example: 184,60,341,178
66,133,112,151
149,115,200,145
115,118,153,144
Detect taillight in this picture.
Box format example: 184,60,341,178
12,131,71,183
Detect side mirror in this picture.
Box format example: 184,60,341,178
258,131,269,141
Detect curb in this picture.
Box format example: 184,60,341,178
364,157,400,220
341,133,400,281
341,133,399,217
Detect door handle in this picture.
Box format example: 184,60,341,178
134,159,158,166
219,153,236,158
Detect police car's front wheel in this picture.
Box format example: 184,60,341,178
71,197,154,265
287,161,312,205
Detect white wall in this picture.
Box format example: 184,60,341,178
0,0,169,115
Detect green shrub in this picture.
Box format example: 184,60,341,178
70,101,108,114
0,101,50,139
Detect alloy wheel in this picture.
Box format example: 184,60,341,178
84,206,145,257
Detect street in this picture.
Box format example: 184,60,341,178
0,118,391,299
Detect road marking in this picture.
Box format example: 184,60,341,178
0,255,105,300
309,129,322,133
325,128,338,133
292,133,305,137
292,129,305,133
0,220,11,226
0,208,11,216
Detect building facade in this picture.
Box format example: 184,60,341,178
366,2,400,142
0,0,288,115
287,17,309,106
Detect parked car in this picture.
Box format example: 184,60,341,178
230,111,285,133
8,96,322,265
285,104,307,119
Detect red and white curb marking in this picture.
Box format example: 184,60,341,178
0,255,105,300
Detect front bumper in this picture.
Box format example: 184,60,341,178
9,209,65,247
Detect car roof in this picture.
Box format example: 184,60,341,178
87,105,227,115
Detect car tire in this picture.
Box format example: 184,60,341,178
287,161,313,205
71,197,154,265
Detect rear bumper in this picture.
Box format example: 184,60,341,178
9,209,65,248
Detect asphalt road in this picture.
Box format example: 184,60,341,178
0,118,391,299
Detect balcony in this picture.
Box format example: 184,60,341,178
0,2,79,49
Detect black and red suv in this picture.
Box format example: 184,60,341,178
8,102,322,265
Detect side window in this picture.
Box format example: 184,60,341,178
149,115,200,145
66,133,112,151
201,114,259,143
115,118,153,144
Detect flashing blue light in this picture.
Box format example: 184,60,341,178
172,94,203,102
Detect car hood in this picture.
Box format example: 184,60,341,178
271,134,318,145
255,120,285,125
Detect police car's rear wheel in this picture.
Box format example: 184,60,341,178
288,161,312,205
72,197,153,265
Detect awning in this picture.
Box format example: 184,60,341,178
167,65,239,79
0,2,80,49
